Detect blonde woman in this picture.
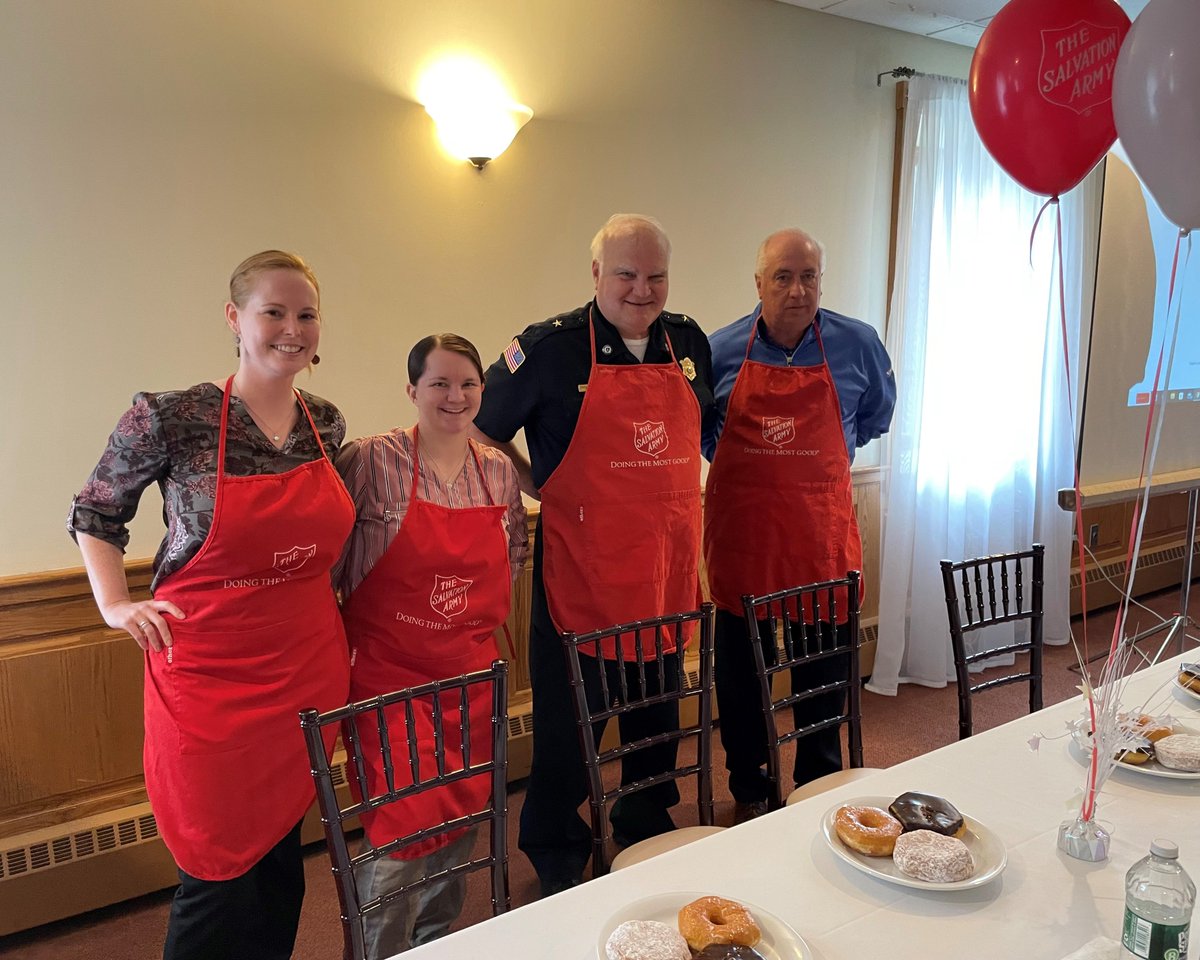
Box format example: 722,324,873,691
69,250,352,960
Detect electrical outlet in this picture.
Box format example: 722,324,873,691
1089,523,1100,548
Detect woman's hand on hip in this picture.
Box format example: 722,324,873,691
101,600,187,652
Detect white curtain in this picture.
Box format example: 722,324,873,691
867,75,1101,696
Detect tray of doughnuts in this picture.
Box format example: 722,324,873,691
598,891,811,960
820,792,1008,891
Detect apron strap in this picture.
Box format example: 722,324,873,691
411,426,501,507
745,309,830,367
588,304,679,366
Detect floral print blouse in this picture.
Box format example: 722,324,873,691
68,382,346,592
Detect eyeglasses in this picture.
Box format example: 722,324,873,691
771,271,821,290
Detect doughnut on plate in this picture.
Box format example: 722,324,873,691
597,892,811,960
820,796,1007,891
1174,671,1200,706
1068,718,1200,779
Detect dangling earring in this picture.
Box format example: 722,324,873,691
312,353,321,365
234,334,241,358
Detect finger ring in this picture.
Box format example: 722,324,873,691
138,620,150,629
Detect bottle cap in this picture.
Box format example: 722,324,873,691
1151,839,1179,859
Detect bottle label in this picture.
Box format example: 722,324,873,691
1122,909,1190,960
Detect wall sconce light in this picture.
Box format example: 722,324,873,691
420,57,533,171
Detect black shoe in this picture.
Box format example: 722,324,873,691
539,875,581,898
611,811,676,849
733,800,768,825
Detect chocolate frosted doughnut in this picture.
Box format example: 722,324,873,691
693,946,767,960
888,792,964,836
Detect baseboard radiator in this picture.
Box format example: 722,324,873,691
1070,541,1198,616
1,618,879,936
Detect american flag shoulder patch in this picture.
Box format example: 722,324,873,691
503,337,526,374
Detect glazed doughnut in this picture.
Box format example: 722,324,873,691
892,829,975,883
1179,665,1200,692
1117,745,1153,765
604,920,690,960
677,896,761,952
1155,733,1200,772
888,792,965,837
1129,714,1174,742
834,805,903,857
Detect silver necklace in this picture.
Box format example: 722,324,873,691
237,392,295,444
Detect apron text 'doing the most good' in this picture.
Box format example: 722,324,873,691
146,377,354,881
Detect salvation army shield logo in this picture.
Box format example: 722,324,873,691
430,574,473,621
762,416,795,448
273,544,317,575
1039,22,1121,115
633,420,669,459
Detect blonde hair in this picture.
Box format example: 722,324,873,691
229,250,321,308
589,214,671,263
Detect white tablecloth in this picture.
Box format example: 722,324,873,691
405,654,1200,960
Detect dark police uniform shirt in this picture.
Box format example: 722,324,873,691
475,301,715,490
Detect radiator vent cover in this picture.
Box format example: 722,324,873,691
1,765,347,883
1069,544,1190,589
1,812,161,881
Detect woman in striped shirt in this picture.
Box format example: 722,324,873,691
333,333,526,956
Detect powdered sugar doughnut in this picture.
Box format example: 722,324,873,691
1155,733,1200,771
892,829,974,883
605,920,691,960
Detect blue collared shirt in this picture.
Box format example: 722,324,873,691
703,305,896,462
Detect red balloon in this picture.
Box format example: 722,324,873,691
969,0,1130,197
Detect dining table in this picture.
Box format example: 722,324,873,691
403,651,1200,959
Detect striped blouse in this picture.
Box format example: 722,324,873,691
332,427,528,599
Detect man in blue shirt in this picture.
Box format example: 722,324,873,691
703,228,895,821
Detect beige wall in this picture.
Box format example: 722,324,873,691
1,0,972,576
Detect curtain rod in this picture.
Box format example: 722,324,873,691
876,66,967,87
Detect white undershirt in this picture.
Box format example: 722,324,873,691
622,336,649,362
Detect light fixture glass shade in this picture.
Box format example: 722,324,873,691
426,101,532,168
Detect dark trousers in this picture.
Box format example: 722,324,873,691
714,609,849,802
162,820,305,960
517,522,680,886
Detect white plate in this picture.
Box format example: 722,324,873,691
1068,717,1200,780
597,891,811,960
820,795,1007,891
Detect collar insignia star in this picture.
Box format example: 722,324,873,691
553,318,563,327
680,357,696,381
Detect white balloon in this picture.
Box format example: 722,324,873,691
1112,0,1200,229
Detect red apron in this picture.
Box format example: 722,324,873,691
340,430,511,858
146,377,353,881
703,319,862,621
540,308,703,659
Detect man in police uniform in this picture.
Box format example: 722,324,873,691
472,213,714,896
703,228,895,822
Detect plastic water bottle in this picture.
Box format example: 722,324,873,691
1122,839,1195,960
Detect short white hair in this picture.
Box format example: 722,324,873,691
754,228,826,277
590,213,672,263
